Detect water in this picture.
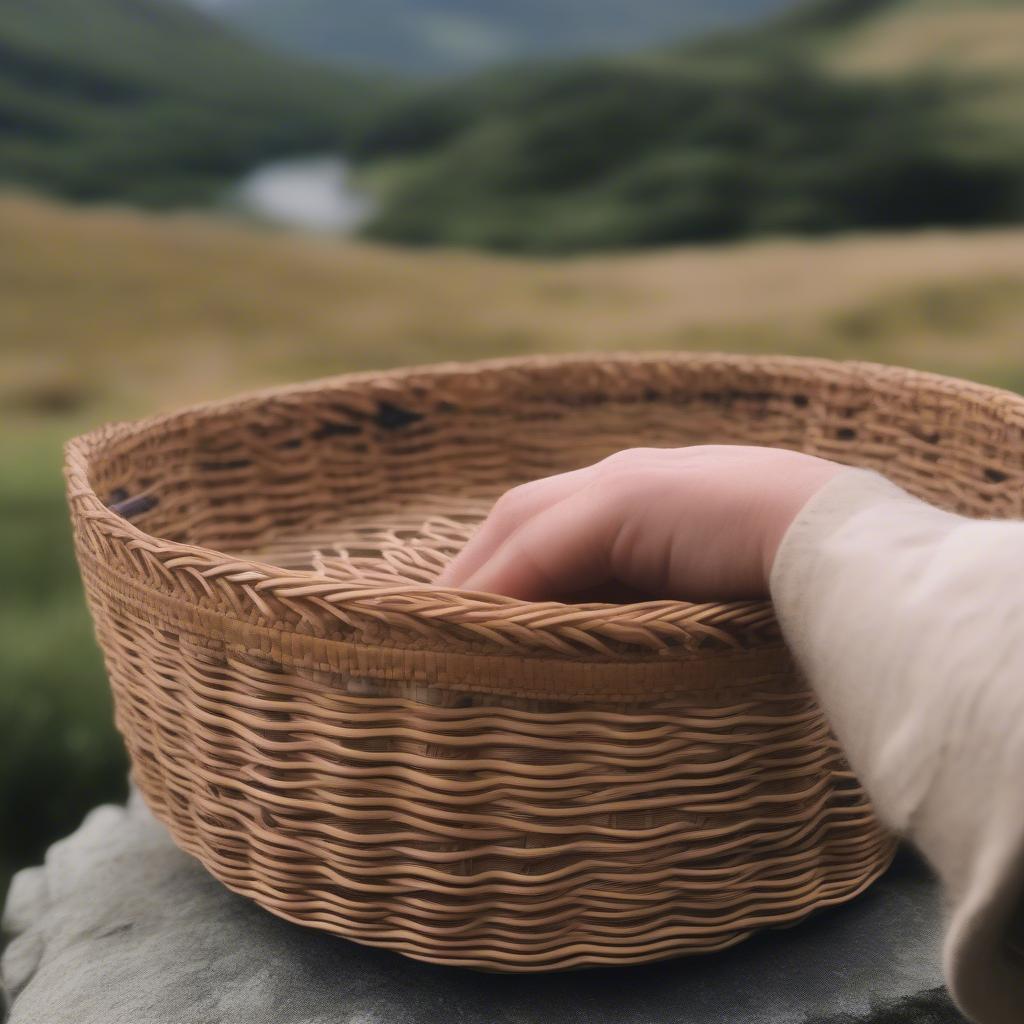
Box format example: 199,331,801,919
231,155,374,235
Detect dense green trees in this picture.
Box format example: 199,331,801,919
357,58,1024,251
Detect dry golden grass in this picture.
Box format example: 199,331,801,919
4,192,1024,430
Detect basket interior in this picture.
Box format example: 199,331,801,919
85,356,1024,587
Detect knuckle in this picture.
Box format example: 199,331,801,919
598,447,675,478
679,444,716,459
491,483,533,521
599,447,646,471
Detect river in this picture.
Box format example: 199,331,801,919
230,155,374,235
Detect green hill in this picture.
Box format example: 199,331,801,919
353,0,1024,251
189,0,793,77
0,0,387,205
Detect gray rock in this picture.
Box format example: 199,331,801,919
2,791,959,1024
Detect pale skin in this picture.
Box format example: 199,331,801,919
437,446,843,602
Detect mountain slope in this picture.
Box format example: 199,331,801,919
0,0,386,205
189,0,794,77
352,0,1024,251
777,0,1024,77
689,0,1024,161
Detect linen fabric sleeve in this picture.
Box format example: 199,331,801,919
769,467,1024,1024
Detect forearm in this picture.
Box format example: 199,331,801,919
770,468,1024,1024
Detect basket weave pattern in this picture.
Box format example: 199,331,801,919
66,354,1024,970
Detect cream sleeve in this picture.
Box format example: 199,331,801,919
769,467,1024,1024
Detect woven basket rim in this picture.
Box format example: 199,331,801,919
64,351,1024,669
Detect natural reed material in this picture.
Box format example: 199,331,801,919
66,353,1023,971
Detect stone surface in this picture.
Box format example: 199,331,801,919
2,791,958,1024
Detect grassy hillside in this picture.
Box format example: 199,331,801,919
0,0,386,205
355,0,1024,251
4,193,1024,885
782,0,1024,79
189,0,791,76
705,0,1024,133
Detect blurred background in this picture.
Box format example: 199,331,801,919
2,0,1024,893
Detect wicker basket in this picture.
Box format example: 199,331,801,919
67,352,1024,971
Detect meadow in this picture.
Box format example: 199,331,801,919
4,191,1024,886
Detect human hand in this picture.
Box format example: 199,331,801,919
437,446,844,602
